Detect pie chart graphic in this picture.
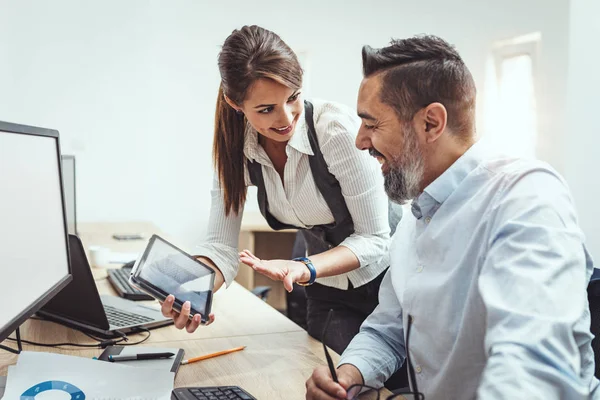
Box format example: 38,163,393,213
21,380,85,399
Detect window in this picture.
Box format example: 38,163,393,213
482,33,540,159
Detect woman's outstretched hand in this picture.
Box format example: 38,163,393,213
238,249,310,292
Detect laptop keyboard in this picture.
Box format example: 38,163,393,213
173,386,256,400
103,304,153,328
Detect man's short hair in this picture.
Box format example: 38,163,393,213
362,35,476,135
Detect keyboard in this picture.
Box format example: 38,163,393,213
103,304,153,328
171,386,257,400
108,267,154,301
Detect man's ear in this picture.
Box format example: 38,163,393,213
223,95,242,113
420,103,448,143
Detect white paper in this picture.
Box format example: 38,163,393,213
2,351,173,400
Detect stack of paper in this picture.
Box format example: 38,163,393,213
2,351,174,399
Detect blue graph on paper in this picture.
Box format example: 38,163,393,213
20,380,85,399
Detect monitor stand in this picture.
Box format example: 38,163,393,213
0,327,22,354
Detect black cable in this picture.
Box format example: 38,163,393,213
7,338,108,348
6,326,151,349
30,316,107,343
120,327,151,346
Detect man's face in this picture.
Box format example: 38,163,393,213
356,75,424,204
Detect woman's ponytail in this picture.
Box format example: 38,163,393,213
213,84,247,216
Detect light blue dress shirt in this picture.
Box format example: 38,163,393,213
339,141,599,399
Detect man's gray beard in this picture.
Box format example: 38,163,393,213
383,129,424,204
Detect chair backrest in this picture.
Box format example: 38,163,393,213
587,277,600,378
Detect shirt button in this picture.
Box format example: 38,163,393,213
424,216,431,224
415,365,422,374
416,265,424,273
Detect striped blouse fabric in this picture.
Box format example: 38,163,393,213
195,98,391,290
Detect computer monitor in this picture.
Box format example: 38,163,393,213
0,121,72,343
61,155,77,235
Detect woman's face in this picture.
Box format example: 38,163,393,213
237,78,303,143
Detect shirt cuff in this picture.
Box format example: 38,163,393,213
194,243,238,287
337,355,380,388
339,233,388,269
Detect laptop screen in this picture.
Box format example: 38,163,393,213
39,235,109,329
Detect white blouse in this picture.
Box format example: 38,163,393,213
195,99,390,290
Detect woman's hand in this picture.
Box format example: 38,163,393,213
239,249,311,292
159,295,216,333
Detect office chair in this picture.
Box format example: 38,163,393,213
588,269,600,378
250,286,272,301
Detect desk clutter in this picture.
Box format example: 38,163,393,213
0,346,260,399
2,351,174,399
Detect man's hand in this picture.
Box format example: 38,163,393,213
306,364,364,400
239,249,311,292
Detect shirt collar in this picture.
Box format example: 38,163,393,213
287,111,313,155
243,109,313,163
413,140,485,219
243,124,261,162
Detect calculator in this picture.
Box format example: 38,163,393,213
171,386,257,400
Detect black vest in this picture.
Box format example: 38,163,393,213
246,101,354,255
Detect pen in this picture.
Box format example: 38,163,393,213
181,346,246,365
108,352,175,362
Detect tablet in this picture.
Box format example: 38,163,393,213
129,234,215,324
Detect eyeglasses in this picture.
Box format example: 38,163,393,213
345,385,423,400
322,310,425,400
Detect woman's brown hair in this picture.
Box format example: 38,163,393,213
214,25,303,216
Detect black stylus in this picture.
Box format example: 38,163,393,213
108,352,174,362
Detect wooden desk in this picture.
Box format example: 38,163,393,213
0,333,387,400
9,280,303,346
0,222,390,399
237,212,297,311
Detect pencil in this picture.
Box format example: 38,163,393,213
181,346,246,365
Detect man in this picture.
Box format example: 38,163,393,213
306,35,598,399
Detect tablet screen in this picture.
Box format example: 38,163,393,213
133,235,214,317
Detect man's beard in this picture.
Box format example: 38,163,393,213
383,125,424,204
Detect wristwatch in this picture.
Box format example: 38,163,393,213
293,257,317,286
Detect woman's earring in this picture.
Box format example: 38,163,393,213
236,109,243,115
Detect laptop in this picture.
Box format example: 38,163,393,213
38,234,172,338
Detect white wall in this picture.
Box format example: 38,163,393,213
0,0,571,248
565,0,600,260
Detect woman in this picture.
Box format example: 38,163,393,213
161,25,396,354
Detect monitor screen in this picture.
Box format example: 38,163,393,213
61,155,77,235
0,121,72,343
